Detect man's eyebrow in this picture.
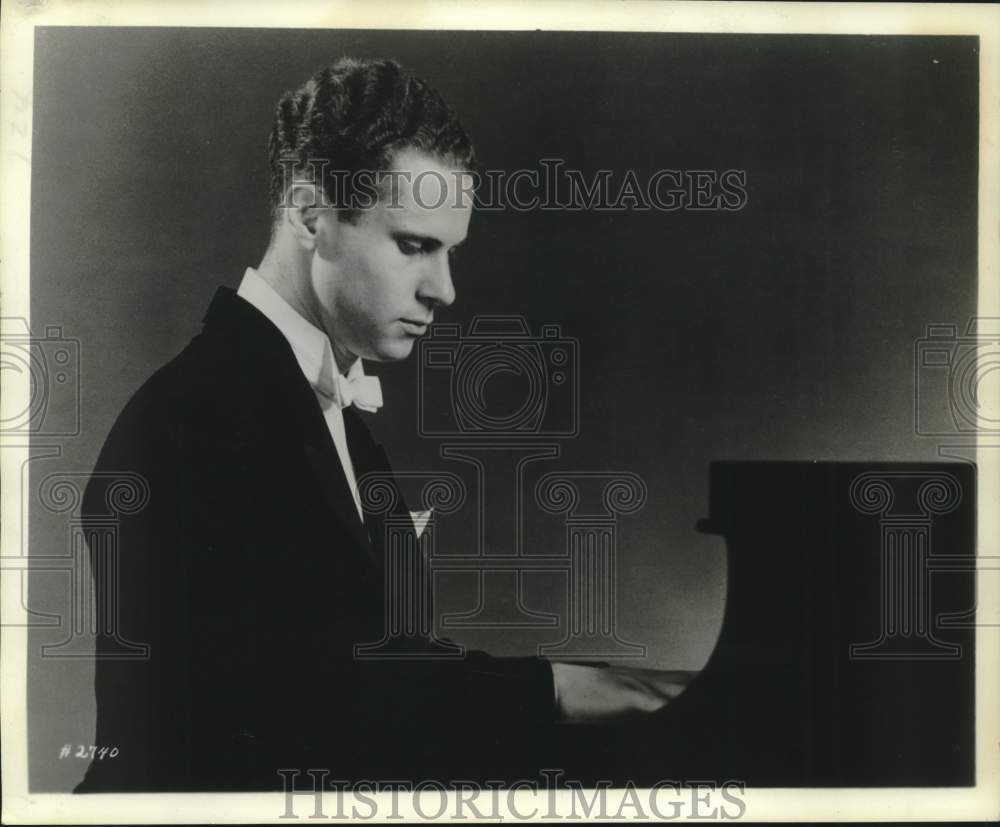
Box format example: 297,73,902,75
391,229,468,249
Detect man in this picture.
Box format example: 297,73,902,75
77,57,689,793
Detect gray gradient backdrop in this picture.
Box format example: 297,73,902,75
26,28,977,790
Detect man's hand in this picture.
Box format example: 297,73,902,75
551,663,697,724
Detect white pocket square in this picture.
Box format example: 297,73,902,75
409,509,433,539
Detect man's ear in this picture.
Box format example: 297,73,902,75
283,183,327,251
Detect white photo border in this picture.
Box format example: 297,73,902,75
2,1,998,822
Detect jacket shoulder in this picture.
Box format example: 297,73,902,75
101,332,233,443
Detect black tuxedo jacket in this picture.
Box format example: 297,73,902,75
76,287,556,792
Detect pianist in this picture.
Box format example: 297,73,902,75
76,57,691,792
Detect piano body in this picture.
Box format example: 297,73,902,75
545,461,976,787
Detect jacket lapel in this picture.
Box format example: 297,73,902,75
343,407,415,569
298,403,373,559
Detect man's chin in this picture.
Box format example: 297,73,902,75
368,337,416,363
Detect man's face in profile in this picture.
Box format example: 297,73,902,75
309,147,473,365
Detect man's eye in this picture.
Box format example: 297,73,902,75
396,239,423,256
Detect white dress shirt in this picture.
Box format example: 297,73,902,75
237,267,368,520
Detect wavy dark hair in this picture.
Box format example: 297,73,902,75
268,57,476,224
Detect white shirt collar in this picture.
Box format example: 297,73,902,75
236,267,365,397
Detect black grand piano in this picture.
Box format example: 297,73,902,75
542,461,976,788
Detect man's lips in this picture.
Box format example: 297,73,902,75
400,318,431,333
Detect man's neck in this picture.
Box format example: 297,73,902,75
255,247,359,376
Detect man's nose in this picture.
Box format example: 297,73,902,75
418,255,456,308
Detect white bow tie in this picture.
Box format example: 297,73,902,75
327,372,383,413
